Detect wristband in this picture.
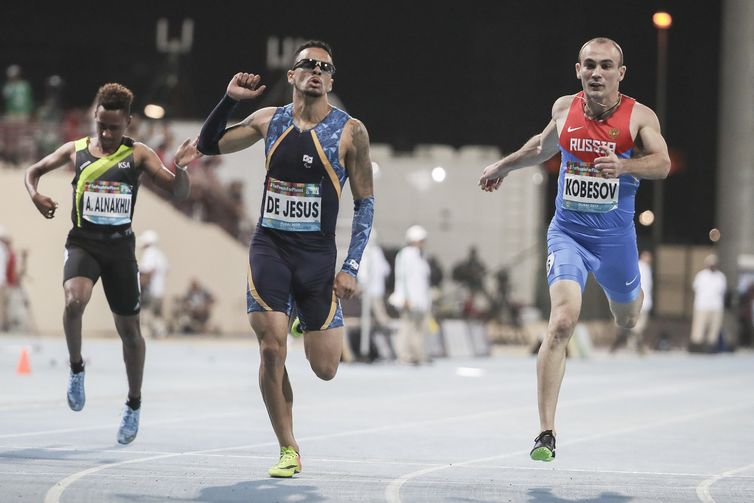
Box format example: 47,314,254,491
174,161,188,172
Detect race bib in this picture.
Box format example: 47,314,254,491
261,177,322,232
562,162,619,213
82,181,133,225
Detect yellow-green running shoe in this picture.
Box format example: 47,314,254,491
530,430,556,461
268,446,302,478
290,317,304,338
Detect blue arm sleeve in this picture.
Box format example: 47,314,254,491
196,94,238,155
341,195,375,277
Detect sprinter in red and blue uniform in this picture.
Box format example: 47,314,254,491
479,38,670,462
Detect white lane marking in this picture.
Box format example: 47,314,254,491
385,401,754,503
44,452,178,503
455,367,484,377
45,417,445,503
0,411,248,439
42,404,540,503
696,462,754,503
36,375,754,502
9,443,752,479
12,468,754,483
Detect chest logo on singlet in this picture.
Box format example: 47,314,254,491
118,161,131,169
262,177,322,232
302,154,313,169
82,181,133,225
562,161,619,213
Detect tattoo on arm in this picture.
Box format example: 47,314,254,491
347,120,374,199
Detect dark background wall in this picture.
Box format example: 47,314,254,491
4,0,721,244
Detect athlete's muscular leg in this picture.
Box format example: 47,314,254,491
608,289,644,330
251,311,298,451
303,326,344,381
63,277,95,364
537,280,582,432
113,314,145,400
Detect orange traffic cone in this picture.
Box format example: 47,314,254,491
16,347,31,375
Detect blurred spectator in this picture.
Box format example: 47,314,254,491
452,246,487,294
491,267,512,322
489,267,528,343
1,65,35,164
171,156,237,235
141,119,174,163
689,254,727,352
452,246,492,319
428,255,444,289
0,226,8,331
2,65,33,120
60,108,91,143
357,229,392,330
125,112,144,142
173,278,216,334
36,75,65,156
5,250,30,333
0,227,30,332
736,271,754,347
138,230,169,338
133,119,249,245
228,179,255,243
611,250,653,354
738,281,754,347
141,149,251,245
390,225,432,365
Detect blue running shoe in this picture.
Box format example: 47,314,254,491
67,370,85,411
117,405,141,445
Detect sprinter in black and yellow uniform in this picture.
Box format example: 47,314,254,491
197,40,375,478
25,83,201,444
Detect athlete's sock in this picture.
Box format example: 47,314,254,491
70,360,85,374
126,396,141,410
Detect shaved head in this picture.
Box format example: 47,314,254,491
578,37,624,66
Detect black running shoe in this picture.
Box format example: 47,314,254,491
530,430,556,461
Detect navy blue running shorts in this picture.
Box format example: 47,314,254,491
246,227,343,331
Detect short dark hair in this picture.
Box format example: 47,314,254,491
96,83,134,114
293,40,334,61
578,37,624,66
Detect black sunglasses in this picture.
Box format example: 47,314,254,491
292,58,336,75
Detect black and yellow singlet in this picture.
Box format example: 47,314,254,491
69,136,141,234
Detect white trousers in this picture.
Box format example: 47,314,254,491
690,309,724,345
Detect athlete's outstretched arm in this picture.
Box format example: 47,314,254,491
594,103,670,179
24,142,75,219
197,73,272,155
336,118,375,300
479,96,569,191
138,139,199,201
